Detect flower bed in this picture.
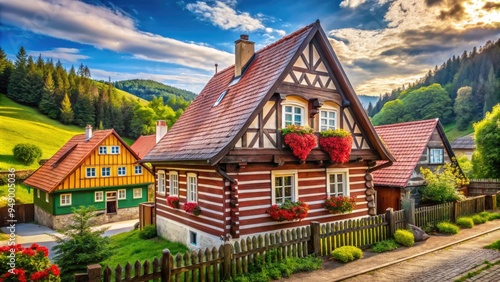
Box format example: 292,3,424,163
324,195,356,214
267,200,310,221
282,125,317,162
0,244,60,281
319,129,352,164
182,202,201,216
166,195,180,209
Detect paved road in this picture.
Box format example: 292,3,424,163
344,229,500,282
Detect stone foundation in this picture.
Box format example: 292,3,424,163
35,205,139,230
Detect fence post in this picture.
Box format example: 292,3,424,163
161,249,172,282
402,198,415,226
222,242,233,280
453,201,459,222
385,208,396,238
308,221,320,256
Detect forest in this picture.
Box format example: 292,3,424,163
0,47,191,138
368,38,500,130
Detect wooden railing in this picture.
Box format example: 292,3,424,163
414,196,488,227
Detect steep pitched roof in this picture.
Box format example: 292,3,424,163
24,130,141,192
372,119,443,187
143,20,393,164
131,135,156,159
451,134,475,150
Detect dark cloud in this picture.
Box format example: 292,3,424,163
425,0,444,6
381,45,455,56
351,58,417,75
401,25,500,45
483,2,500,10
438,3,465,20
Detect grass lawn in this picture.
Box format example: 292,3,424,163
102,229,189,269
0,230,8,241
0,183,33,207
443,121,474,142
0,94,83,171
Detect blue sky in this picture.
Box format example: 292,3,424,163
1,0,499,95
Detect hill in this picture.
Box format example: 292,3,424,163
93,80,148,105
0,94,82,170
114,79,197,102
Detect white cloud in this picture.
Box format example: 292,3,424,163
340,0,369,8
28,47,89,63
0,0,233,71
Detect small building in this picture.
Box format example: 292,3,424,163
142,21,394,249
450,134,475,160
372,118,460,214
24,126,154,229
131,120,168,159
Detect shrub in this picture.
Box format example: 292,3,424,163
0,244,60,281
487,212,500,220
331,246,363,263
12,143,43,165
139,224,157,239
394,229,414,247
485,240,500,251
479,212,491,221
471,214,487,224
420,163,467,203
371,239,399,253
456,217,474,228
421,222,437,233
437,222,460,234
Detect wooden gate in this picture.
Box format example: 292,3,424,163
0,204,35,226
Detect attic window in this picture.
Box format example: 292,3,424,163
228,76,241,87
213,90,228,107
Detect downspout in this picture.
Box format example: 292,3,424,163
214,164,236,184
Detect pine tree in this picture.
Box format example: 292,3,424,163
0,48,13,94
60,93,74,124
7,46,29,102
24,55,44,105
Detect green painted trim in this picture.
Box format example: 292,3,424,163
51,182,153,194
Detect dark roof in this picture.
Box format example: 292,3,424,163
450,134,475,150
131,135,156,159
372,119,440,187
143,21,393,164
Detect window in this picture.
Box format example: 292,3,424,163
37,189,40,198
86,167,96,178
45,193,49,203
429,148,444,164
320,110,337,131
189,231,198,246
213,90,227,107
95,191,103,202
118,189,126,200
169,171,179,196
118,166,126,176
134,165,143,175
101,167,111,177
271,170,298,204
157,170,166,194
327,169,349,197
283,105,304,126
133,188,142,199
99,146,107,154
110,146,120,154
60,194,71,206
187,173,198,202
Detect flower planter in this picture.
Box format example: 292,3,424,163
167,195,180,209
324,195,356,214
282,125,317,162
319,129,352,164
267,200,310,222
182,202,201,216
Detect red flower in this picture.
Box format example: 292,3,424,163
182,202,201,216
51,264,60,276
166,195,180,209
319,135,352,164
324,195,356,214
267,200,310,222
35,246,49,257
22,248,36,257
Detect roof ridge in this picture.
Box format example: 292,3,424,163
257,22,316,54
374,118,438,129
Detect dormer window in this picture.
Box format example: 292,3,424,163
213,90,228,107
283,105,304,126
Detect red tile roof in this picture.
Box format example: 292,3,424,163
131,135,156,159
24,130,140,192
372,119,440,187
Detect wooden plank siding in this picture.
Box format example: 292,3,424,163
56,134,153,191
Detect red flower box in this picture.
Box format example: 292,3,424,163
324,195,356,214
267,200,310,222
182,201,202,216
166,195,180,209
319,129,352,164
282,125,317,162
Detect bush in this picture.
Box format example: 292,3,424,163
479,212,491,221
487,212,500,220
371,239,399,253
394,229,414,247
139,224,157,239
456,217,474,228
485,240,500,251
421,222,437,233
420,164,466,203
437,222,460,234
331,246,363,263
0,244,60,281
471,214,487,224
12,143,43,165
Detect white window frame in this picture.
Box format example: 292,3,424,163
99,146,107,154
95,191,104,202
282,104,305,127
110,146,120,154
60,193,72,206
326,168,350,197
187,173,198,202
271,170,298,205
169,171,179,196
157,170,166,195
86,167,96,178
429,148,444,164
133,188,142,199
37,189,40,198
118,166,126,176
101,167,111,177
45,193,49,203
134,165,143,175
118,189,126,200
319,109,338,131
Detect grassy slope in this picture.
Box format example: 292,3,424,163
443,121,474,142
0,94,83,170
93,81,148,105
0,183,33,206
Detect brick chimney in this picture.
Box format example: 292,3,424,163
234,34,254,77
85,124,93,140
156,120,168,143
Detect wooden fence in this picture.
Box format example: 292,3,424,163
468,179,500,196
0,203,34,227
414,196,487,227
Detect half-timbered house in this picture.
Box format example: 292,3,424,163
143,21,394,249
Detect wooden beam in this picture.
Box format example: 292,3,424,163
276,84,342,106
